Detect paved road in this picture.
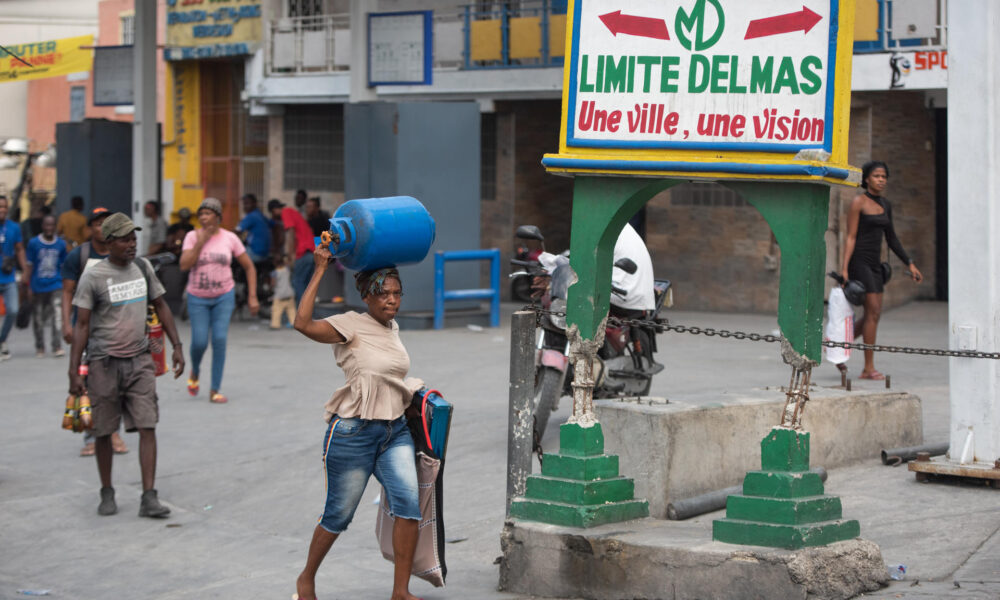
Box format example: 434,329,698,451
1,301,997,599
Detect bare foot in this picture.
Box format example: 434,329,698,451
296,573,317,600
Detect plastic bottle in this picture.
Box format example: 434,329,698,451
62,395,77,430
78,394,93,430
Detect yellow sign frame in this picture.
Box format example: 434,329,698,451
543,0,860,185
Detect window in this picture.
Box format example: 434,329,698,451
288,0,323,17
120,14,135,45
480,113,496,201
70,86,86,122
670,182,747,207
283,104,344,192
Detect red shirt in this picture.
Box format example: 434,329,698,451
282,207,315,259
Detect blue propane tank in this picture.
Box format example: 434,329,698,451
314,196,436,271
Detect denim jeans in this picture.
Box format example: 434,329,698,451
319,415,420,533
187,289,235,391
292,253,314,303
0,282,18,344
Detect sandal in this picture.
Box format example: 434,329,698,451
80,442,96,457
859,370,885,380
187,378,199,396
210,392,228,404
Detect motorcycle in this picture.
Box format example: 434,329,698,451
510,225,673,443
511,238,544,303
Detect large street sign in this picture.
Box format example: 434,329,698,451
543,0,859,185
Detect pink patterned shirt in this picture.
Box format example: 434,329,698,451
182,229,246,298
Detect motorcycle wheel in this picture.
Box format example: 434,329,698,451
532,367,565,444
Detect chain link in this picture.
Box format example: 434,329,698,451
524,305,1000,360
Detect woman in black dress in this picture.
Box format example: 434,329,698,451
840,161,923,379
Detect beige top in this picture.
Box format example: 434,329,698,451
323,311,423,422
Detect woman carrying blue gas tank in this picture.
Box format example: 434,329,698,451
292,244,425,600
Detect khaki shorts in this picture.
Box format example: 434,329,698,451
87,353,159,436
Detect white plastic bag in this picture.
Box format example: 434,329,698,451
824,287,854,364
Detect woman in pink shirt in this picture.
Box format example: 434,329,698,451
180,198,259,403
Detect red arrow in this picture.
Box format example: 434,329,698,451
599,10,669,41
744,6,823,40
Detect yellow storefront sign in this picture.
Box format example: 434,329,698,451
0,35,94,83
165,0,262,61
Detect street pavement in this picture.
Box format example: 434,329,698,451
1,300,998,599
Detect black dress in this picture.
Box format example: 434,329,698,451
848,192,911,294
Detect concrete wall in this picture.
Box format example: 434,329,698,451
595,389,922,519
946,2,1000,464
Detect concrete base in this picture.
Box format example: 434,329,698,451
595,387,922,518
500,519,888,600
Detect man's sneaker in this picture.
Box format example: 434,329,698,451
0,343,10,361
98,487,117,516
139,489,170,518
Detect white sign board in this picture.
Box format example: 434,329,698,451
93,45,133,106
568,0,839,153
851,50,947,91
368,11,432,86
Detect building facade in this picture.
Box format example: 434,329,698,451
240,0,947,313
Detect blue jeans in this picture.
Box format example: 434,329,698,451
0,282,18,344
187,289,235,392
292,253,314,303
319,415,420,533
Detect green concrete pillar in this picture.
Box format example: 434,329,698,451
713,427,860,549
512,176,678,528
725,182,830,363
566,176,678,342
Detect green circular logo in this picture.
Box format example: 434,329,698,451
675,0,726,52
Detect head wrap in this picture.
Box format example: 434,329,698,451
354,267,401,298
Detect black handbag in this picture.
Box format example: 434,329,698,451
16,297,31,329
0,255,14,275
881,261,892,284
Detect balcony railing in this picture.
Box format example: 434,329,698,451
267,1,938,77
268,14,351,74
265,1,566,76
853,0,947,53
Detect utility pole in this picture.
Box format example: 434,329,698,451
133,0,158,250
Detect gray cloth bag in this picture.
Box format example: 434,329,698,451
374,451,446,587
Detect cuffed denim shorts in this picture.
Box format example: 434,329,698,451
319,415,420,533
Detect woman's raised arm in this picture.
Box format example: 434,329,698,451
293,247,345,344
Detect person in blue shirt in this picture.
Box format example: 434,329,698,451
236,193,273,263
26,214,68,357
0,195,30,361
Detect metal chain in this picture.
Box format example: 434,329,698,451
524,305,1000,360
